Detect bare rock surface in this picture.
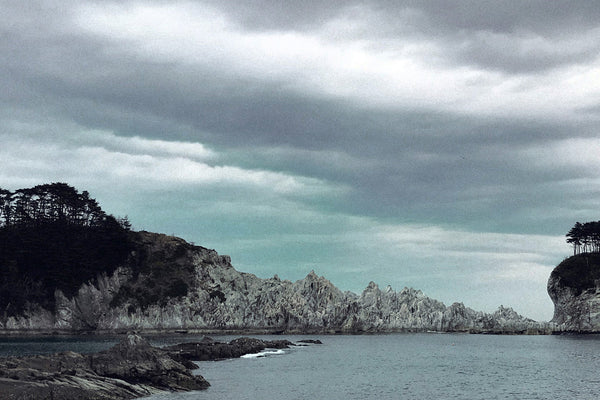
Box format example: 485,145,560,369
297,339,322,344
164,337,295,363
548,253,600,332
0,333,209,400
1,231,545,334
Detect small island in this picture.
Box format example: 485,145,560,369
547,220,600,332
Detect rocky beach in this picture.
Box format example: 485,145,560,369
0,332,306,400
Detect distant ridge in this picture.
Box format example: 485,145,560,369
0,184,547,334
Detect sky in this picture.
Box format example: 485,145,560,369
2,0,600,321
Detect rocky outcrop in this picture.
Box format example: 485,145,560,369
164,337,294,363
0,334,315,399
1,231,543,334
548,253,600,332
0,333,209,400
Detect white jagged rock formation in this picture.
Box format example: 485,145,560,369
1,232,545,333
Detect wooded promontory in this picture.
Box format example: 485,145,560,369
1,183,545,334
0,183,132,317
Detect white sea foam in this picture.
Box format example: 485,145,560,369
240,349,285,359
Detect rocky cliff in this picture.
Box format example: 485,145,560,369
1,231,543,334
548,253,600,332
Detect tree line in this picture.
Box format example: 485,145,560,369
0,183,132,318
566,221,600,255
0,182,130,229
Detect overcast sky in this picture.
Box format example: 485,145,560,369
2,0,600,321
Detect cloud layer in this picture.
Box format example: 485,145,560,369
2,0,600,320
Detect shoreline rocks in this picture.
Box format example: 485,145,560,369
0,333,315,400
0,333,209,400
164,336,295,364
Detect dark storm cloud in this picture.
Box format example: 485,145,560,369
2,0,599,320
4,0,596,145
1,0,592,236
197,0,600,73
201,0,600,33
16,62,580,236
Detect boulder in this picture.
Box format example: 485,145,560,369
297,339,322,344
89,333,209,391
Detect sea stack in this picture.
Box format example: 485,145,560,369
547,253,600,332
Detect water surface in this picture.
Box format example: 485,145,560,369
2,333,599,399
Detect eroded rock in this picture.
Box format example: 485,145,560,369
164,337,294,363
0,333,209,400
548,253,600,332
1,231,544,334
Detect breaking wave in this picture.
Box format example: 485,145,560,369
240,349,285,359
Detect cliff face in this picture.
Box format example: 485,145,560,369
1,231,541,333
548,253,600,332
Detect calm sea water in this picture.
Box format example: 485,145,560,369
2,333,599,399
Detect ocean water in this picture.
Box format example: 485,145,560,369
2,333,600,400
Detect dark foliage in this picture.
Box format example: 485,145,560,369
566,221,600,255
0,183,132,317
552,253,600,295
109,232,194,311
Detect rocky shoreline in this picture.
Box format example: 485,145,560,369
0,333,307,400
1,232,548,335
0,325,555,337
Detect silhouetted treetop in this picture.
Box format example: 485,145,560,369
0,182,115,229
0,183,132,318
566,220,600,255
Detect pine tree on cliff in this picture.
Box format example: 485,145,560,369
566,221,600,255
567,222,584,255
